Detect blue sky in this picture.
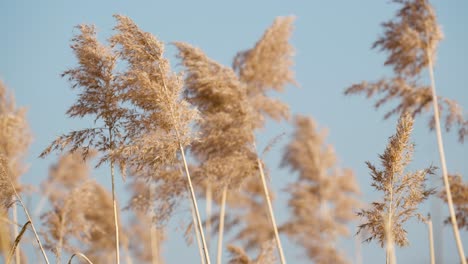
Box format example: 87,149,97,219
1,0,467,263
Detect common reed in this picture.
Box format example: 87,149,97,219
280,115,360,263
41,180,108,262
175,42,257,264
344,0,467,262
232,16,297,264
357,113,435,262
440,174,468,230
39,150,122,263
39,24,127,264
1,156,49,264
227,240,277,264
109,15,208,264
0,81,33,264
233,16,296,128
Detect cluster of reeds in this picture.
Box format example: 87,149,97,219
0,0,466,263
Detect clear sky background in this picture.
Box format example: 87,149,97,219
1,1,467,263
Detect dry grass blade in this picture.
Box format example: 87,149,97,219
1,157,50,264
67,252,94,264
6,221,30,264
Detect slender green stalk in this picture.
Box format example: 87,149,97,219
256,156,286,264
427,50,466,264
216,186,227,264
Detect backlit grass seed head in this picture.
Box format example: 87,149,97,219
40,24,127,164
374,0,442,77
42,179,124,259
227,240,277,264
233,16,296,128
0,81,32,188
175,42,257,190
344,0,467,142
110,15,198,176
0,157,14,209
357,113,435,247
280,115,360,263
440,174,468,230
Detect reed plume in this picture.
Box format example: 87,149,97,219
110,15,208,264
42,173,124,264
175,42,258,264
227,240,277,264
233,16,296,128
344,0,467,142
280,115,360,263
126,209,165,264
357,114,435,260
440,174,468,230
232,16,296,264
345,1,467,261
39,24,127,264
0,81,32,264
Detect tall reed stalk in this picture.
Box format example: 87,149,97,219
426,215,435,264
8,179,49,264
256,155,286,264
12,204,19,264
426,50,466,264
216,186,227,264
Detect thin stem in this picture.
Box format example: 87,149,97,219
206,182,212,249
154,61,211,264
134,37,210,263
180,144,211,264
427,50,466,264
12,203,20,264
150,183,159,264
216,186,227,264
255,155,286,264
190,196,206,264
384,217,396,264
427,216,435,264
109,128,120,264
55,198,71,264
8,181,49,264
